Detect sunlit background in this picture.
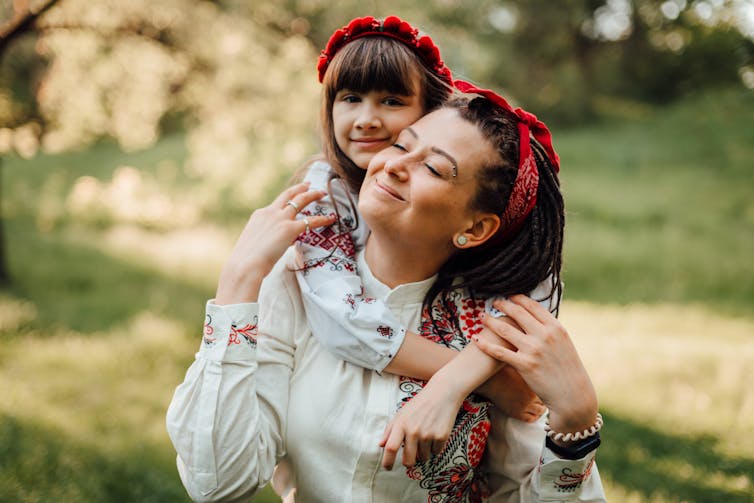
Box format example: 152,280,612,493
1,1,753,502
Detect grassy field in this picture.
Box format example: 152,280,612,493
0,88,752,502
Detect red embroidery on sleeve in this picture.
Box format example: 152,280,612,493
554,458,595,493
228,321,258,348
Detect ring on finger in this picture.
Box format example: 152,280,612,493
303,217,310,233
286,199,300,212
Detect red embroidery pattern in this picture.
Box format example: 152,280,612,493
554,458,595,493
296,215,356,258
296,204,359,273
343,293,356,309
203,314,216,346
377,325,394,339
398,290,491,502
228,320,258,348
459,298,485,338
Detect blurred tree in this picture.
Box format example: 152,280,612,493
0,1,750,252
0,0,61,285
0,0,321,215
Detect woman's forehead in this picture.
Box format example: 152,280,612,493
410,108,498,175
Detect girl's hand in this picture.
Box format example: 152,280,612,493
475,294,598,436
215,182,335,304
379,378,464,470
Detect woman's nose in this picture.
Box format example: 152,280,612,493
383,154,410,181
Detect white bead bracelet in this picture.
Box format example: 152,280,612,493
545,412,603,442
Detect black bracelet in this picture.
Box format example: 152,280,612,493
545,432,601,460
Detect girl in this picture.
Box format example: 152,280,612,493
166,94,605,502
295,15,547,423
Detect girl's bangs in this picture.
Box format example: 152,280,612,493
329,37,417,96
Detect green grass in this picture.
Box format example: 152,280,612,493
560,89,754,316
0,88,752,502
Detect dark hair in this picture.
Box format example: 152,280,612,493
320,36,451,193
425,96,565,314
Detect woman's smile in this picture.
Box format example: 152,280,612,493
374,179,406,201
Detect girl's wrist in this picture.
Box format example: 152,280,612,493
426,366,468,406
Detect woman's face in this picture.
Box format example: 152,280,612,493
359,107,500,250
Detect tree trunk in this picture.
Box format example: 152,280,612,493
0,0,60,55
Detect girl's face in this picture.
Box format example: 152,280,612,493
359,107,500,250
332,79,424,170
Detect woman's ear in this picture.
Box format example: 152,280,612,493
454,213,500,249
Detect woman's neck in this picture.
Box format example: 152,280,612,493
363,233,449,289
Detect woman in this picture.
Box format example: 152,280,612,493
167,93,606,502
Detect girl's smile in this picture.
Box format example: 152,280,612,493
332,86,424,170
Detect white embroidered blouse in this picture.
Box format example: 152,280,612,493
166,249,606,502
294,161,560,373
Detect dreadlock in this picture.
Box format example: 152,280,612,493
424,96,565,316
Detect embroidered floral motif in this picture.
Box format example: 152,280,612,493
228,317,258,348
459,298,486,338
203,314,216,346
397,291,492,502
377,325,394,339
554,459,595,493
344,293,356,310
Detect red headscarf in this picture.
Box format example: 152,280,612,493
454,79,560,238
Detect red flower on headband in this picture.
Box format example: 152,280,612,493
317,15,453,86
454,79,561,238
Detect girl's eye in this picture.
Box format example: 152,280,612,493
384,97,405,107
342,94,361,103
392,143,407,152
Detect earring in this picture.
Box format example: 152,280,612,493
456,235,468,246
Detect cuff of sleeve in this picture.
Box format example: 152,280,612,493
373,326,406,373
200,300,260,362
536,446,597,497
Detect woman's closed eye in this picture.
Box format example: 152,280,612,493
424,163,442,177
392,144,445,178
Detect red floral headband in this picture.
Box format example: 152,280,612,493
317,15,453,86
454,79,560,238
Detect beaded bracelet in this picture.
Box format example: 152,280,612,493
545,412,603,442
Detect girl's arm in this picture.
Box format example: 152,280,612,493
295,161,409,371
381,295,599,483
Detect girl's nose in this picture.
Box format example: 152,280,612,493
355,105,381,130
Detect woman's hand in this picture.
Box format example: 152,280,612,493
480,356,546,422
379,377,464,470
475,294,598,436
215,182,335,305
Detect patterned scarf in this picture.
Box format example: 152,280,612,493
397,290,492,503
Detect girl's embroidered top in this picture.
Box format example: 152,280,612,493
454,79,560,239
317,15,453,86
